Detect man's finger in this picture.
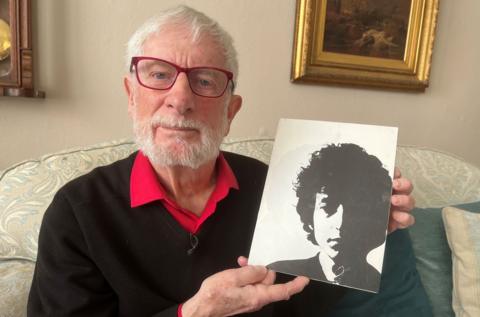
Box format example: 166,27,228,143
388,210,415,232
391,194,416,211
392,210,415,226
237,256,249,267
392,177,413,194
394,166,402,179
261,269,276,285
231,265,268,286
262,276,310,302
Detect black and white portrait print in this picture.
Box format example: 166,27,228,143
267,143,392,291
249,119,398,292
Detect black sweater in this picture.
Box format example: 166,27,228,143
28,151,344,317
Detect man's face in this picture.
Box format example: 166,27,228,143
313,192,344,259
124,25,241,168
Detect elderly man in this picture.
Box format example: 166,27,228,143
28,6,416,317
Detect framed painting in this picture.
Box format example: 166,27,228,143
291,0,439,91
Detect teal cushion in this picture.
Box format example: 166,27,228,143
408,201,480,317
326,229,432,317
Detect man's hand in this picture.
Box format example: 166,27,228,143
388,167,415,233
181,257,309,317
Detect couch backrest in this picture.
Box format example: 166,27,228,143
1,138,480,262
396,145,480,208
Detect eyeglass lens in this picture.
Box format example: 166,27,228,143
135,59,230,97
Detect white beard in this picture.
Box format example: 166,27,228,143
132,108,228,169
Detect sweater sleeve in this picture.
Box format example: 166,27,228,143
27,191,183,317
27,191,119,316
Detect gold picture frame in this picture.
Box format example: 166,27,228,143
291,0,439,91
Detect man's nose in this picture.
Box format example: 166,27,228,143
165,72,195,114
333,205,344,229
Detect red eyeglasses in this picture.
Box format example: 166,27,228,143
130,56,235,98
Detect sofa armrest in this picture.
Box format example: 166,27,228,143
0,259,35,317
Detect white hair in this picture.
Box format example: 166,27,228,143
125,5,239,88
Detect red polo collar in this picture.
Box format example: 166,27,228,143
130,151,239,233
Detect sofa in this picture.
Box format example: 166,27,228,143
1,137,479,317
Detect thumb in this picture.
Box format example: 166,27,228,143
237,256,249,267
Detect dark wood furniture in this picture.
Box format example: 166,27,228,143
0,0,44,98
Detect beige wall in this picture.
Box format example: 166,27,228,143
1,0,479,170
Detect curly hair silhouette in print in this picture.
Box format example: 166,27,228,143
268,143,392,291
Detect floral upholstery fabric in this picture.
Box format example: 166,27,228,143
396,146,480,208
1,137,480,317
0,260,34,317
0,140,138,261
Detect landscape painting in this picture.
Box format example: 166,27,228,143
323,0,412,60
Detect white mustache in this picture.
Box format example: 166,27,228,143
150,116,203,131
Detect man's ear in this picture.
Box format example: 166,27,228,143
124,76,135,116
224,94,242,136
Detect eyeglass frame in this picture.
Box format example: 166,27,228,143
129,56,235,98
